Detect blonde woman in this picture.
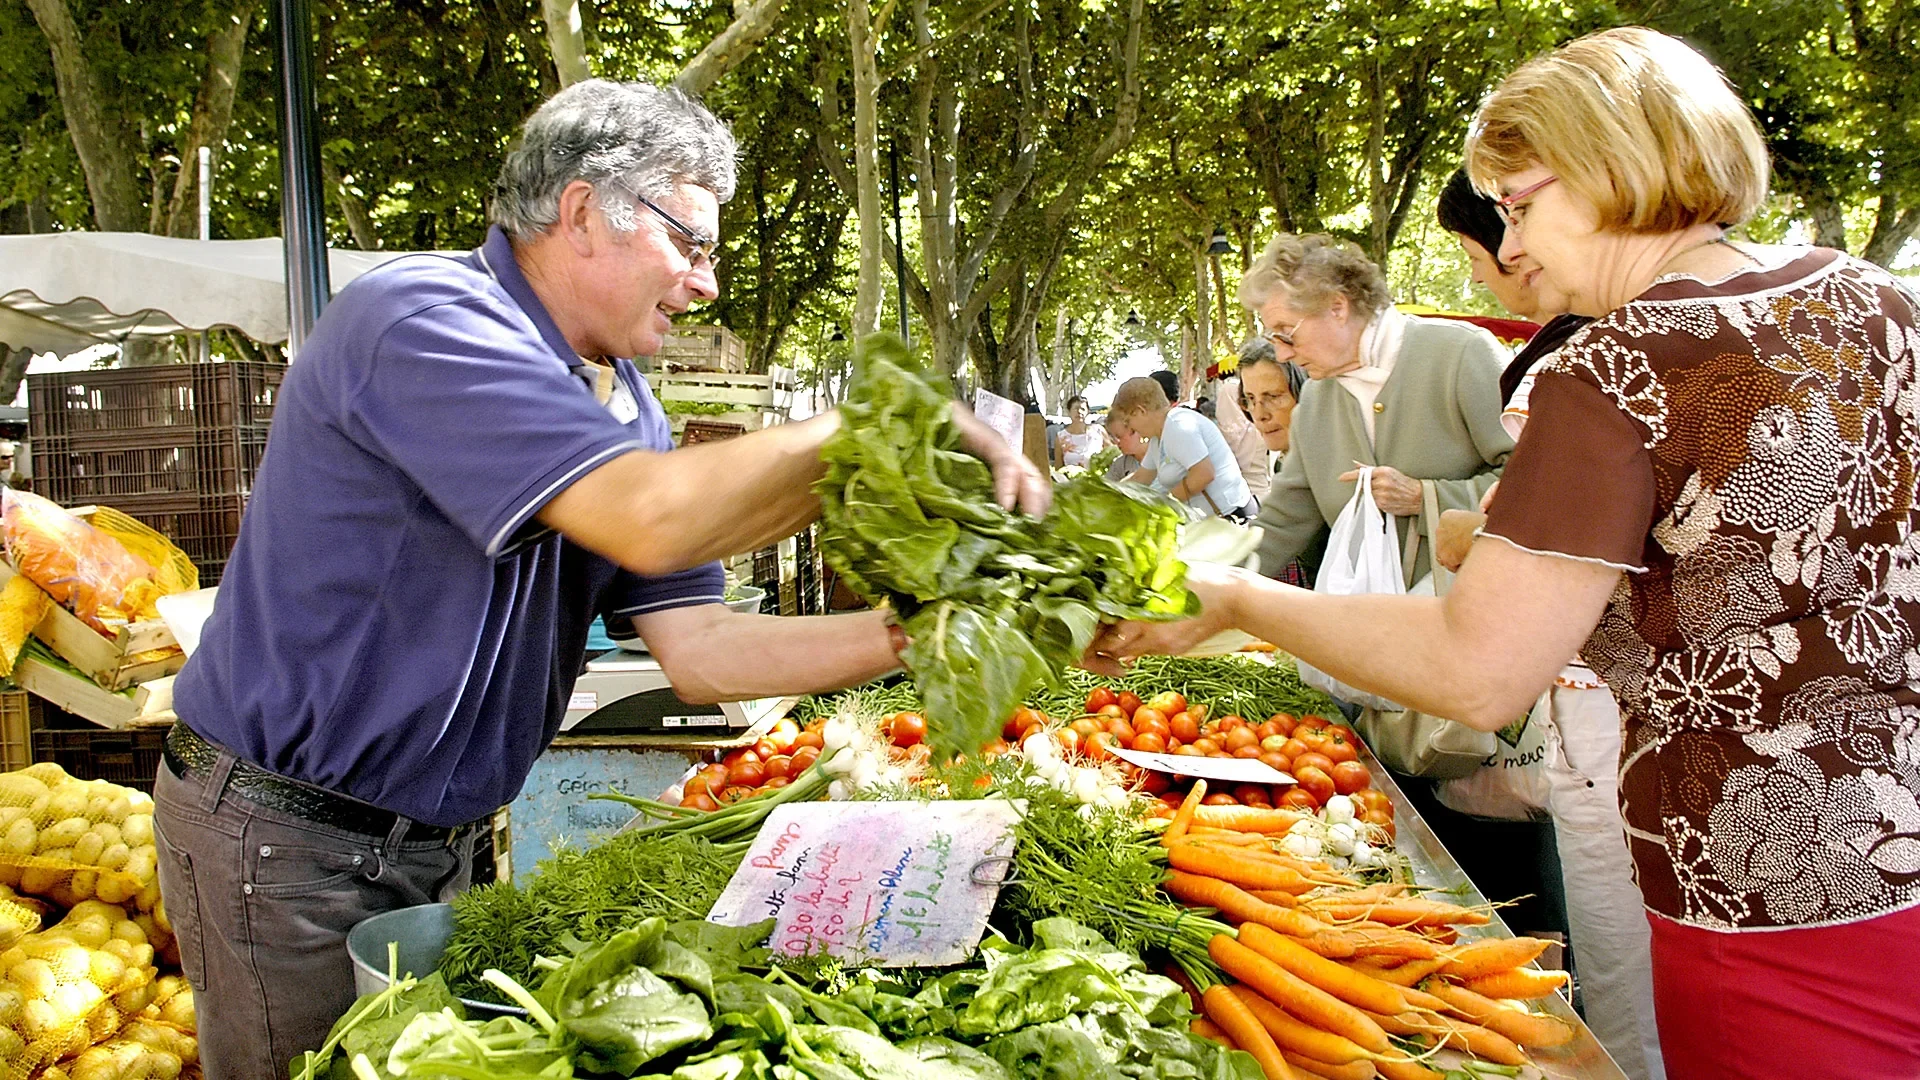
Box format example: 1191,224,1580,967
1095,27,1920,1076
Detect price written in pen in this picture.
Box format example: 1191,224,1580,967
709,802,1020,967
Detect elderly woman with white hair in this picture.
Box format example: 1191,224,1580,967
1096,27,1920,1077
1239,234,1512,584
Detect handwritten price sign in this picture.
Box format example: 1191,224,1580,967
706,801,1021,967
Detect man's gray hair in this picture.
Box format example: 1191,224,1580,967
491,79,738,242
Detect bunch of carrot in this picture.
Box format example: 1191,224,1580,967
1159,783,1578,1080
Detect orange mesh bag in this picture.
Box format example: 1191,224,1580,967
0,493,158,638
0,766,161,916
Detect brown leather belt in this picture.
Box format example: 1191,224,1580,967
163,723,469,842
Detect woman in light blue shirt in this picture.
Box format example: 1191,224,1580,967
1112,376,1254,520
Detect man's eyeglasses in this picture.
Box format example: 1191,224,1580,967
1495,175,1558,229
631,193,722,270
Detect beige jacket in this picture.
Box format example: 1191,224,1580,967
1254,316,1512,582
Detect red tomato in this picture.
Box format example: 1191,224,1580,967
1327,724,1360,745
1297,729,1331,752
1295,714,1330,734
791,729,825,752
1131,705,1167,731
1217,714,1249,731
1141,770,1173,795
1293,752,1335,775
1322,737,1359,765
1130,732,1166,754
1003,713,1030,741
1269,711,1297,728
1086,731,1121,762
1294,765,1337,805
684,772,717,798
1357,789,1393,815
763,754,795,780
1232,746,1264,759
1279,738,1311,761
889,712,927,747
1132,711,1170,739
681,792,720,811
1255,720,1282,742
1086,687,1120,714
1071,717,1104,739
768,717,801,749
1117,692,1143,717
1187,703,1210,722
1260,735,1290,754
1055,728,1082,755
1190,738,1221,756
1168,712,1200,743
1202,792,1240,806
717,785,755,805
1161,792,1189,811
1147,691,1188,717
1259,752,1293,775
1362,808,1396,839
789,746,822,775
753,737,783,760
1331,760,1372,795
1174,744,1205,757
1232,783,1271,807
1224,727,1260,752
721,748,752,769
761,776,793,790
1097,704,1129,720
728,760,768,788
1278,787,1320,810
1106,720,1137,745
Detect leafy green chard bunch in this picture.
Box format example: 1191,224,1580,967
817,335,1198,759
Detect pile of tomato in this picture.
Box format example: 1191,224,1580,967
677,712,930,810
987,688,1394,832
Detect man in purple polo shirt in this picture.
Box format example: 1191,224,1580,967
154,79,1047,1080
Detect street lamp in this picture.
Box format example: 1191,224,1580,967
1206,227,1232,256
1124,309,1143,327
828,324,847,342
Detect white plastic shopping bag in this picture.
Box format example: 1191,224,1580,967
1296,468,1408,711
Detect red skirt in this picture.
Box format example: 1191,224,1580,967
1648,904,1920,1079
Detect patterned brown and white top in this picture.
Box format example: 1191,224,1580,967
1484,247,1920,931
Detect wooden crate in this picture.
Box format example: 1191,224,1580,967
657,325,747,373
0,562,183,691
12,658,158,730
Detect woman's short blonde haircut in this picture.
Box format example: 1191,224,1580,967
1111,377,1170,418
1238,233,1391,320
1465,27,1769,233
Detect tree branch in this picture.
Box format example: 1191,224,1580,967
676,0,787,97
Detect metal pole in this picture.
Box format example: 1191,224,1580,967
199,146,212,363
889,141,909,346
272,0,330,356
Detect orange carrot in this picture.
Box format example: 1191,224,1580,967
1203,984,1299,1080
1373,1051,1446,1080
1421,1014,1529,1066
1188,828,1272,846
1228,986,1374,1065
1364,1010,1435,1038
1162,872,1356,958
1305,897,1490,928
1280,1050,1374,1080
1168,844,1320,894
1249,889,1303,908
1238,923,1410,1016
1191,803,1308,833
1344,926,1441,960
1395,983,1452,1015
1459,967,1569,1001
1191,1017,1237,1049
1209,936,1391,1053
1345,957,1444,987
1165,780,1209,847
1437,937,1551,979
1420,980,1574,1049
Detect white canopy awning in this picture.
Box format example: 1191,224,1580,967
0,232,442,354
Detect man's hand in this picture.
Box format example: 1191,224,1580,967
1337,465,1423,516
950,406,1052,516
1082,563,1251,674
1435,509,1487,573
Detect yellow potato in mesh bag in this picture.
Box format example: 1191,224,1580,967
0,575,51,678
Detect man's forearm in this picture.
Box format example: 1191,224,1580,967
650,607,901,704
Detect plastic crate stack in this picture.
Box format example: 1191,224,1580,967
28,363,283,586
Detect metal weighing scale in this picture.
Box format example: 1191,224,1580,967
560,648,791,735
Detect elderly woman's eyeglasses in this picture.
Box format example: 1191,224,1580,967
1261,322,1299,347
632,193,722,270
1495,175,1558,228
